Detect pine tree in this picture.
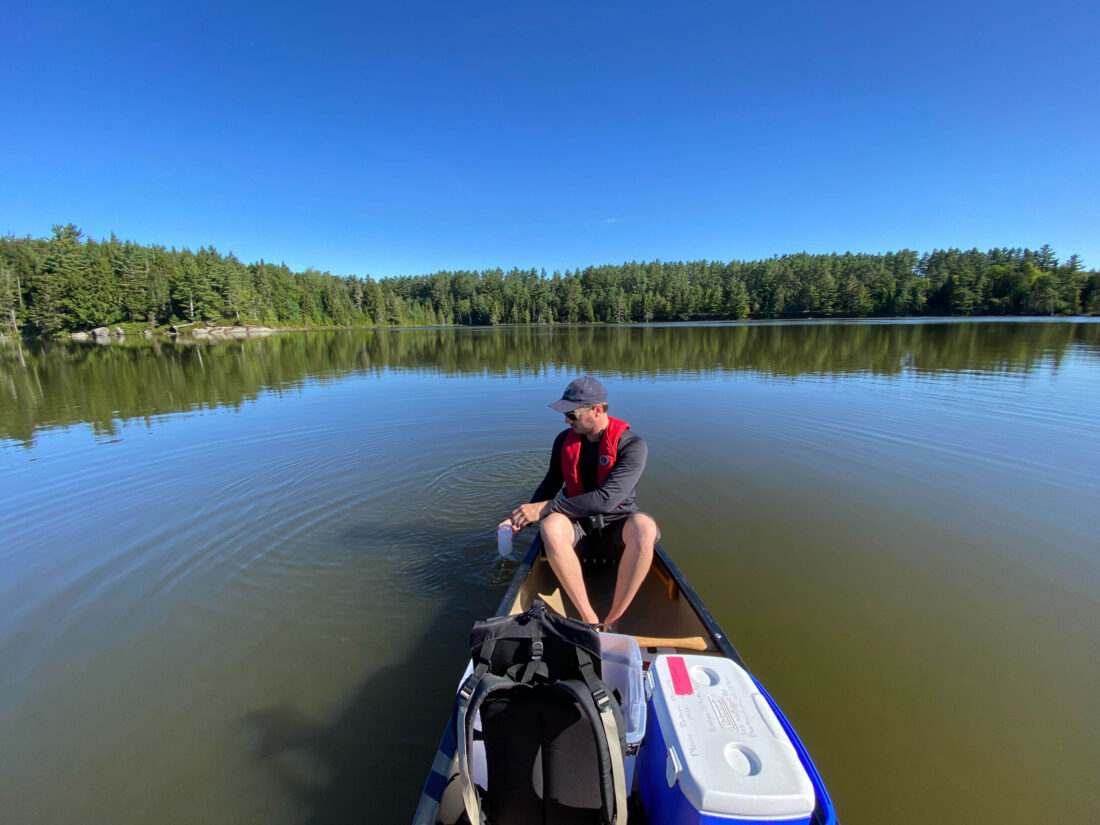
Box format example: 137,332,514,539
0,260,19,335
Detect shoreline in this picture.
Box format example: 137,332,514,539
0,314,1096,345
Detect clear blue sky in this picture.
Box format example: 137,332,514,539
3,0,1097,277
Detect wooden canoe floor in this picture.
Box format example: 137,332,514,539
507,553,718,655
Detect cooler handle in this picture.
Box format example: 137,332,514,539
665,747,682,788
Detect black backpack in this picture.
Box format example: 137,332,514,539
452,601,628,825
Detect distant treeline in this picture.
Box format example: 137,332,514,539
1,224,1097,335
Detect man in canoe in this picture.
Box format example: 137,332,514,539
509,376,659,630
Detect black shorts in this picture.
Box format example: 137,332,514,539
569,513,659,564
572,517,628,563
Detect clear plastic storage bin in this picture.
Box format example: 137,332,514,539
598,632,646,753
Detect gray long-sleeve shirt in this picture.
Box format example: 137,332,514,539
530,428,647,521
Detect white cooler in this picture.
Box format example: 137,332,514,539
638,654,816,825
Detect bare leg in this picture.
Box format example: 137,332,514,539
541,513,599,625
604,514,657,629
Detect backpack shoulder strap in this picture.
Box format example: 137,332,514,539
551,677,628,825
454,672,531,825
579,647,628,825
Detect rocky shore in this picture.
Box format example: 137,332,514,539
70,323,277,342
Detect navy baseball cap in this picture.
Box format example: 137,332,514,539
549,376,608,412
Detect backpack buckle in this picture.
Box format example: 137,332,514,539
530,640,544,661
592,686,610,709
459,672,479,701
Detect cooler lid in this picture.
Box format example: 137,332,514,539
648,654,816,819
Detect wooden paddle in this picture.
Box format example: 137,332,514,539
628,635,708,651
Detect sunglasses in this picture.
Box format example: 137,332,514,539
565,406,592,421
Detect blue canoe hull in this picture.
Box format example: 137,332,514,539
413,537,837,824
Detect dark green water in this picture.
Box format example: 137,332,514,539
2,320,1098,825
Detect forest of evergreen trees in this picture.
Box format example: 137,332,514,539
1,224,1096,336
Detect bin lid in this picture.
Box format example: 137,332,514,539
649,654,816,819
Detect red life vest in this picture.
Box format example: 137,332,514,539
561,416,630,497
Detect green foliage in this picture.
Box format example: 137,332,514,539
0,261,19,335
0,228,1096,336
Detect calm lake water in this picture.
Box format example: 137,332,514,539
1,320,1098,825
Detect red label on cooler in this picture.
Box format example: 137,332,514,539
667,656,693,695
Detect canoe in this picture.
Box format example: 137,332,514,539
413,536,838,824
